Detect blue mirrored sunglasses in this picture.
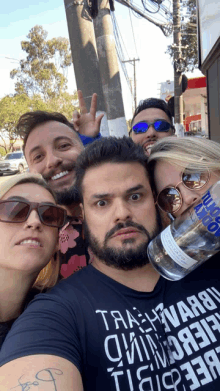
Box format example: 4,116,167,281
132,120,173,134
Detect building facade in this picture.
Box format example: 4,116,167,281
197,0,220,142
160,76,208,136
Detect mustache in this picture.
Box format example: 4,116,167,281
143,137,157,143
104,221,150,244
43,162,76,182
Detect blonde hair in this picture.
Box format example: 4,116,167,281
33,254,60,291
148,136,220,173
0,173,60,291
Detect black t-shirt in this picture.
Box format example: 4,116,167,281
0,288,40,349
1,255,220,391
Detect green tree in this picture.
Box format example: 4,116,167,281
167,0,198,72
0,94,47,153
0,91,79,153
10,25,72,101
0,26,79,152
47,91,78,119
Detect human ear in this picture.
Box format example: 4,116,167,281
80,203,84,220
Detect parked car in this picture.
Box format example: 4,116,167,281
0,151,28,175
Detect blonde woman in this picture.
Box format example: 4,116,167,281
0,173,66,346
148,136,220,221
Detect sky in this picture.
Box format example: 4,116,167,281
0,0,203,119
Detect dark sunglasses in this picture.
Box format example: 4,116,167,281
0,200,67,228
132,120,174,134
156,169,210,214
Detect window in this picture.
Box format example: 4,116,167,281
189,121,201,132
5,153,23,160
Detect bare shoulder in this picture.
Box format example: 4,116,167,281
0,355,83,391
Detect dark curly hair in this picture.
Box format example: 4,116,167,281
17,110,79,154
131,97,173,128
75,136,149,202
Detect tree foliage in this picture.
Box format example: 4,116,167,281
0,94,33,153
10,25,72,101
167,0,198,72
45,91,78,119
0,94,45,153
0,91,78,153
0,26,78,153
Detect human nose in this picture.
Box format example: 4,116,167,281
24,210,42,230
46,149,62,170
145,124,157,138
113,199,132,223
178,184,200,213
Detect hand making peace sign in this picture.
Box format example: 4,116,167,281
72,90,104,138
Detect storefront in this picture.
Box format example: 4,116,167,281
160,77,208,136
197,0,220,142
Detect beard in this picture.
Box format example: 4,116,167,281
55,185,80,205
83,213,162,271
42,162,81,205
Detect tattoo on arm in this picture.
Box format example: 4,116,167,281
10,368,63,391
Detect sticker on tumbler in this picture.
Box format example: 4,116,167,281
161,225,198,269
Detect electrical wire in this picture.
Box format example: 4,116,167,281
115,0,173,36
129,8,139,58
111,12,134,97
112,12,131,60
141,0,160,14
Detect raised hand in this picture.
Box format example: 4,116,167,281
73,90,104,138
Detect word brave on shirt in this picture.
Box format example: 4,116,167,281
96,287,220,391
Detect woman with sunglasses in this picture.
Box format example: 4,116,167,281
0,173,66,347
148,136,220,221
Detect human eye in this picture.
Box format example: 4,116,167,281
96,200,107,207
129,193,141,201
59,142,71,150
33,153,44,162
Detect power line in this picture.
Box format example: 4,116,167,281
111,13,133,94
115,0,173,36
0,56,20,62
112,12,131,60
128,8,139,58
141,0,160,14
122,58,140,110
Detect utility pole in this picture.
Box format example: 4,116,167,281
63,0,109,136
93,0,128,136
129,78,134,114
173,0,184,137
122,58,140,111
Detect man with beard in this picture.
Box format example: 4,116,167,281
2,139,220,391
72,92,175,157
130,98,176,228
130,98,175,156
19,95,103,277
74,94,174,230
0,137,163,390
131,98,175,156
